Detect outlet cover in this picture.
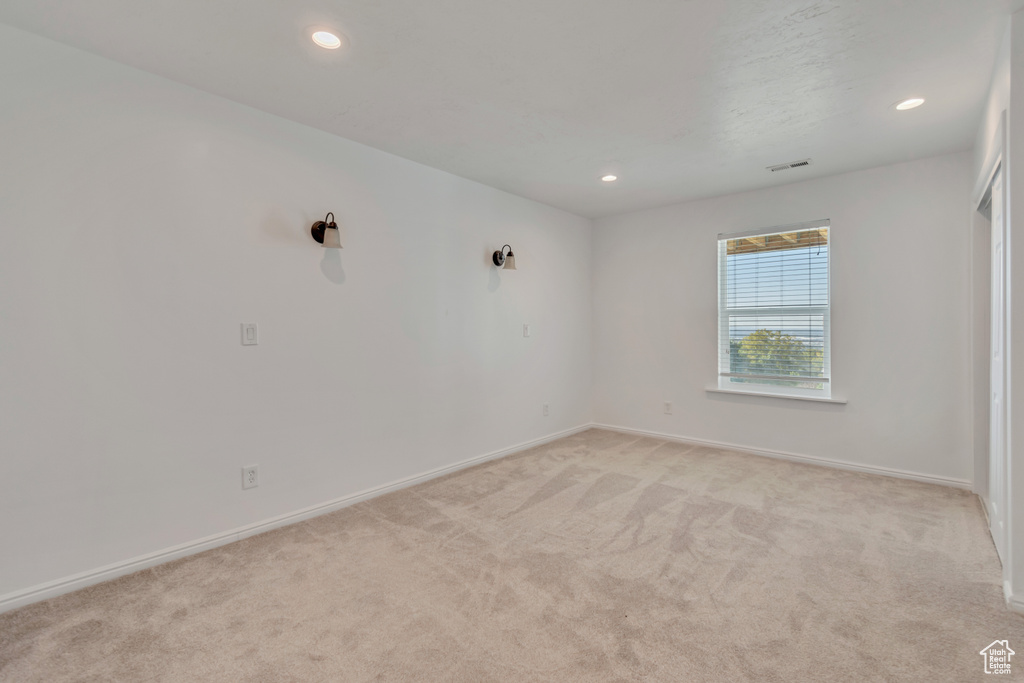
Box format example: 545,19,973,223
242,465,259,489
664,401,672,414
542,403,549,417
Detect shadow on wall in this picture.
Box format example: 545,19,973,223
321,249,345,284
705,391,847,413
261,207,303,245
257,207,347,283
487,248,501,292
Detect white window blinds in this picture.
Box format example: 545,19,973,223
718,220,830,394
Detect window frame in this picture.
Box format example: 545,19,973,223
716,219,832,400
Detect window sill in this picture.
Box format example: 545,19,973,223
706,386,847,404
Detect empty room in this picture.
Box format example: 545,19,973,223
2,1,1024,680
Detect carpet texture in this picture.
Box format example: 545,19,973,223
2,428,1022,681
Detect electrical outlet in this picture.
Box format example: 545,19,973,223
663,401,672,415
542,403,549,417
523,324,531,338
242,465,259,490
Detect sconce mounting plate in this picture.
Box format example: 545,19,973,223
311,221,329,244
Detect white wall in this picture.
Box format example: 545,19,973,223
1006,10,1024,610
0,24,593,602
972,21,1010,547
973,8,1024,612
593,153,973,484
976,25,1012,185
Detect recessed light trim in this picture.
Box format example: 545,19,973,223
312,31,342,49
895,97,924,111
601,175,618,182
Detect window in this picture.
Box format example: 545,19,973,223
718,220,830,398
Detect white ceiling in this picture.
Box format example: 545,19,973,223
0,1,1015,218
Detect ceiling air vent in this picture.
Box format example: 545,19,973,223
767,158,812,172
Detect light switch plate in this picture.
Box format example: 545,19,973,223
241,323,258,346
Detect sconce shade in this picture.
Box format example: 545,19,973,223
311,212,342,249
321,225,342,248
492,244,516,269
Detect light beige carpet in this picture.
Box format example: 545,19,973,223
2,428,1022,682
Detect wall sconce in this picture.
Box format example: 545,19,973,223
310,212,342,248
492,244,516,270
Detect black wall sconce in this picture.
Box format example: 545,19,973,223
311,212,342,248
492,244,516,270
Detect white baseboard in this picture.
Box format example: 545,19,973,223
1006,583,1024,614
592,423,973,490
0,424,592,615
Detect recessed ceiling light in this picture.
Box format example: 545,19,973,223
601,175,618,182
312,31,342,49
895,98,925,111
